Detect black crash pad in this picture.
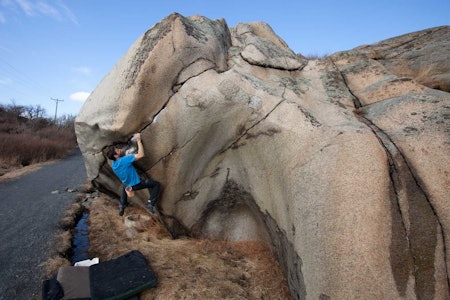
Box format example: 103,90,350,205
89,250,157,300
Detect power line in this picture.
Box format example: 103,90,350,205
0,56,47,93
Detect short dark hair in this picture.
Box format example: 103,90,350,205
106,146,117,161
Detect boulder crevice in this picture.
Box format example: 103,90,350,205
357,114,446,299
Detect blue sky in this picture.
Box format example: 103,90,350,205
0,0,448,117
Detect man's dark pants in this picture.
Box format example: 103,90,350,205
120,178,161,207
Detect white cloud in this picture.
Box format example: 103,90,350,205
0,78,12,85
36,1,61,20
73,66,91,76
56,0,77,25
4,0,78,24
70,91,90,102
0,12,6,23
15,0,33,16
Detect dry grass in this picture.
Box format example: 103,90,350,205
88,195,292,299
39,230,73,278
40,256,71,279
0,131,76,167
304,53,329,60
58,200,84,230
40,189,93,278
0,160,56,183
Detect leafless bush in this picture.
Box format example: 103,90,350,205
0,131,75,166
0,103,77,169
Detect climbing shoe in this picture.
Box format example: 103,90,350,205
119,203,127,216
146,201,155,214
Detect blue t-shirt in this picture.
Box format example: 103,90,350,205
111,155,140,186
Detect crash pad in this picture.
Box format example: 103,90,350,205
89,250,157,300
56,266,90,299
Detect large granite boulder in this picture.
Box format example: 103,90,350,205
75,13,450,299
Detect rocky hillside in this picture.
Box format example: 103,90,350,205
75,13,450,299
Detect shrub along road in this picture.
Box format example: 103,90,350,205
0,150,87,300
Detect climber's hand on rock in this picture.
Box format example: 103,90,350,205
134,133,141,142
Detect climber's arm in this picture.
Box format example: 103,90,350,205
134,133,145,160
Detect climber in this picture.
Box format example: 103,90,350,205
106,133,161,216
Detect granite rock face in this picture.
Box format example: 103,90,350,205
75,13,450,299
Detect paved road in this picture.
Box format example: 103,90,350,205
0,151,87,300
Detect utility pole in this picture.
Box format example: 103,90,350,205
50,98,64,123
